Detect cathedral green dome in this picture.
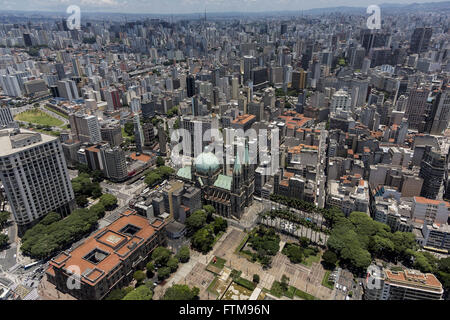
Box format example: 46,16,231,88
194,152,220,174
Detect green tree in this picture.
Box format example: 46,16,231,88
162,284,199,300
152,247,171,266
191,226,215,253
133,270,146,285
76,195,88,207
0,234,8,248
92,170,105,183
122,285,153,300
146,261,155,275
157,266,171,280
156,156,165,167
167,257,179,273
175,246,190,263
40,212,61,226
322,250,338,269
99,194,118,210
145,171,162,186
185,210,207,235
253,274,260,284
105,287,133,300
124,122,134,137
89,203,106,218
0,211,11,228
213,217,227,234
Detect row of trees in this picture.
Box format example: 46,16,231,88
20,204,106,259
106,246,191,300
185,206,228,254
259,209,325,233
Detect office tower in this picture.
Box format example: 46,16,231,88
100,120,123,147
23,33,32,47
69,113,102,144
24,79,48,95
186,74,195,98
158,123,167,155
72,58,83,77
251,66,268,87
280,24,287,35
143,122,157,148
248,101,264,122
0,106,14,127
192,96,201,116
101,146,128,182
0,74,22,97
419,146,446,200
430,85,450,135
141,100,156,119
104,88,122,112
364,265,443,300
133,113,144,153
55,63,66,80
405,87,430,131
181,116,212,157
57,79,79,101
243,55,255,82
410,27,433,54
231,77,239,100
0,128,75,230
291,69,307,91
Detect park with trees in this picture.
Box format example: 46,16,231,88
185,206,228,254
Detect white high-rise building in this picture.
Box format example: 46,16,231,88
0,74,22,97
0,128,75,229
330,89,352,113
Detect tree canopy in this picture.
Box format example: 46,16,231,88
162,284,199,300
122,285,153,300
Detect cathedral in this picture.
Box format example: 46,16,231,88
175,144,255,220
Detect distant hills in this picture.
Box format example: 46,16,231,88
0,1,449,19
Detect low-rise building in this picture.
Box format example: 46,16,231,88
46,210,166,300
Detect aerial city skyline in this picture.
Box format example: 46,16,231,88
0,0,448,307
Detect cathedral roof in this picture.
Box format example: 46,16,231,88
194,152,220,174
213,174,232,191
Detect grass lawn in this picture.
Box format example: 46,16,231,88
15,109,64,127
294,288,318,300
208,256,226,270
321,270,334,290
302,251,321,267
269,281,319,300
206,276,219,296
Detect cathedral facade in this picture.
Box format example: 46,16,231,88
175,148,255,220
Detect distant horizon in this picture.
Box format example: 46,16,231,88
0,0,448,16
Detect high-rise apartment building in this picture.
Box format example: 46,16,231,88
0,128,75,230
419,146,446,200
410,27,432,54
69,113,102,144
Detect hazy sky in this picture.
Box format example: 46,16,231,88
0,0,447,14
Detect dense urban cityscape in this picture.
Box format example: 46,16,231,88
0,0,449,306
